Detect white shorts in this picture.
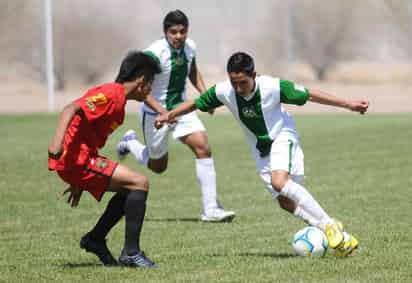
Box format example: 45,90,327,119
255,131,305,199
138,109,206,159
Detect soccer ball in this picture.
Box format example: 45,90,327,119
292,226,328,257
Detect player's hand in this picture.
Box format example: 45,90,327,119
154,113,168,129
347,100,369,114
48,142,63,159
61,185,83,207
154,112,176,129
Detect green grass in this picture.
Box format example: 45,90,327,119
0,113,411,283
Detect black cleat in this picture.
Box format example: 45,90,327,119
118,249,158,268
80,233,118,266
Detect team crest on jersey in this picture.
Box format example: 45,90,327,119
241,106,258,118
95,158,108,169
175,55,185,66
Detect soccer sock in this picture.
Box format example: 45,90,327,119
195,158,218,213
127,139,149,167
88,192,126,241
124,190,147,255
293,206,321,227
280,180,333,229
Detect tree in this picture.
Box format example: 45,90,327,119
384,0,412,57
290,0,357,80
53,1,134,89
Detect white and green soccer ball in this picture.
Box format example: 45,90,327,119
292,226,328,257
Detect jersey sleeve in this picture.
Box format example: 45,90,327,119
194,85,223,112
279,80,309,105
75,91,114,121
143,41,162,67
143,50,161,67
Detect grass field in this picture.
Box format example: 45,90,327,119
0,113,411,283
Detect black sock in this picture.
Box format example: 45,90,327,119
124,190,148,255
88,192,127,241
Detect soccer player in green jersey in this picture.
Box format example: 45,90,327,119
155,52,369,257
117,10,235,222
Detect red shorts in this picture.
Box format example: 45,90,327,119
56,155,118,201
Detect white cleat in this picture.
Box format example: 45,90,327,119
201,208,236,223
116,129,136,160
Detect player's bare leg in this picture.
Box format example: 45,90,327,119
147,155,168,174
180,131,236,222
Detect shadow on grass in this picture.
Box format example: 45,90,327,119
206,252,295,259
145,217,201,222
61,262,113,268
145,217,235,223
238,252,296,258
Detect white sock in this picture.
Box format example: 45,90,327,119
127,139,149,167
280,179,333,229
293,206,321,228
195,158,218,213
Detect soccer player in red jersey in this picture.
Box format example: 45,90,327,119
48,51,161,268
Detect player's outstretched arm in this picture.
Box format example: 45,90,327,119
48,102,81,156
154,101,197,129
308,88,369,114
144,94,167,114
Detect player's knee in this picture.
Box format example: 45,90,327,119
271,172,288,192
194,143,211,158
132,175,150,191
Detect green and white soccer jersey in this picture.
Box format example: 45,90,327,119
143,37,196,112
139,38,205,159
195,75,309,198
195,75,309,156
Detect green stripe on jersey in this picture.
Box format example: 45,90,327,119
279,80,309,105
166,50,189,110
288,140,293,173
235,88,272,157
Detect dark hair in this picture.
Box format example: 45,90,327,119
226,52,255,76
115,51,161,83
163,10,189,33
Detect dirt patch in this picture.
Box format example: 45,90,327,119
1,80,411,114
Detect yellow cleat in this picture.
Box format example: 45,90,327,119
335,220,344,231
334,232,359,257
325,222,344,249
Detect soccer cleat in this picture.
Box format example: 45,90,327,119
201,208,236,223
324,222,344,249
334,232,359,257
80,233,118,266
118,250,158,268
116,130,136,160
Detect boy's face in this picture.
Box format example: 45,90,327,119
228,72,256,97
134,75,153,101
165,24,187,49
